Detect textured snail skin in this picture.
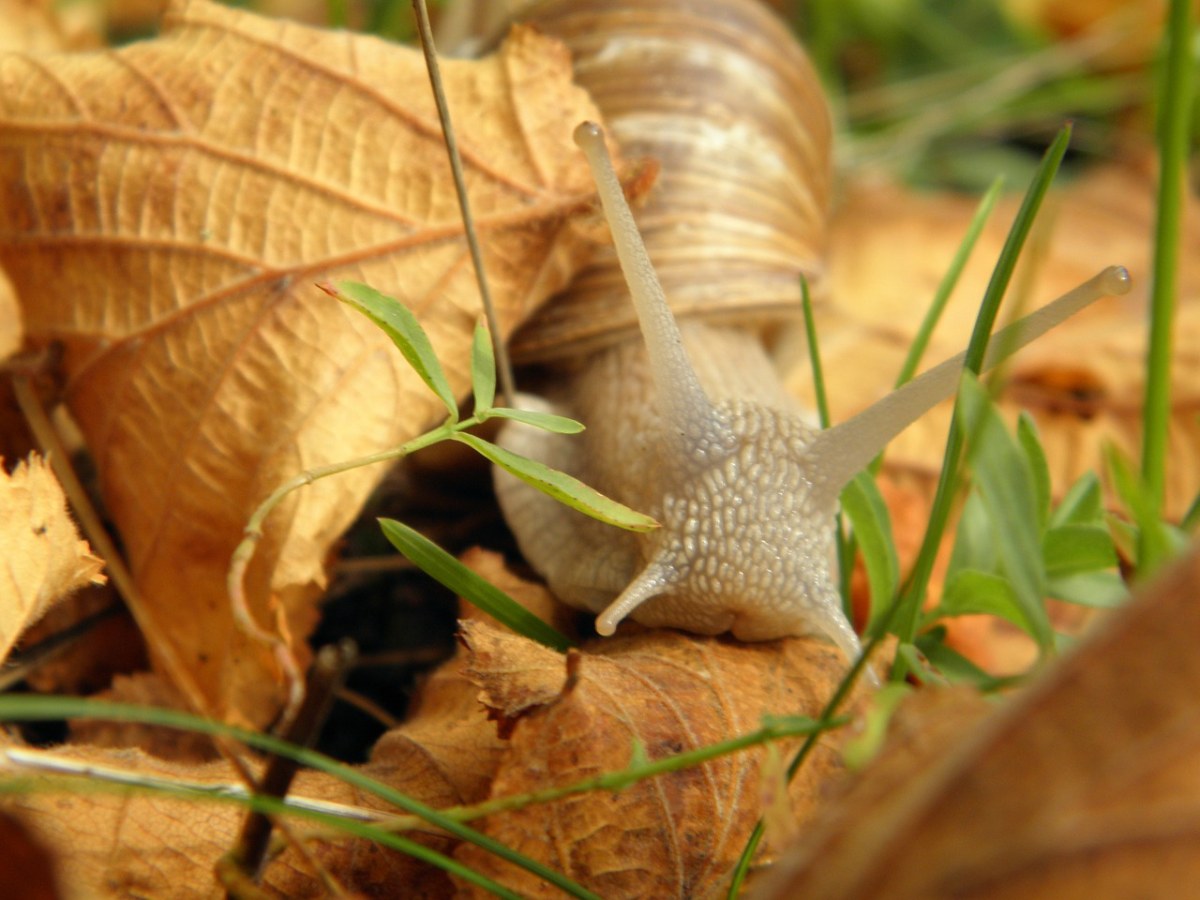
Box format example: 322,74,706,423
498,320,860,659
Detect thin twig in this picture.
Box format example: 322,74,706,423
227,429,451,722
228,640,357,893
411,0,517,408
13,376,218,728
13,374,340,894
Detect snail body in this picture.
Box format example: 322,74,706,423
494,0,1130,663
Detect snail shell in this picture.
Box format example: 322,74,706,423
508,0,832,360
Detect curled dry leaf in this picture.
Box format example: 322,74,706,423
797,163,1200,521
0,454,105,663
455,620,859,899
755,544,1200,899
0,0,614,725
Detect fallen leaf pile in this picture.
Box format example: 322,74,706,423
0,0,610,726
5,554,860,897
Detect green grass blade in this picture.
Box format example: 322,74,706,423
483,408,585,434
1016,413,1051,528
1142,0,1196,517
941,569,1037,634
324,281,459,420
453,434,659,533
895,124,1072,642
1042,524,1119,577
378,518,573,653
800,274,857,607
1047,570,1128,608
471,320,496,415
913,629,1014,691
800,275,831,429
957,376,1051,649
1049,471,1104,528
840,470,898,633
892,176,1004,390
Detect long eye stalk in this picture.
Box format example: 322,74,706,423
573,122,718,445
808,266,1132,499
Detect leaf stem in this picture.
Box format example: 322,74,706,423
227,417,466,717
411,0,517,409
1140,0,1194,559
384,715,840,832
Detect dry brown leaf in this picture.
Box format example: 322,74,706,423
69,672,219,763
18,586,146,698
0,0,612,725
4,742,448,899
0,454,105,663
367,646,507,812
454,621,859,898
0,0,76,54
0,266,17,360
2,614,516,897
795,163,1200,521
755,544,1200,899
0,808,61,900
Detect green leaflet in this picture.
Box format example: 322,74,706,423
326,281,459,421
453,433,659,533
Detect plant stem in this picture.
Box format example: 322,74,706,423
226,416,469,720
230,641,356,891
411,0,517,409
896,125,1072,643
1141,0,1195,555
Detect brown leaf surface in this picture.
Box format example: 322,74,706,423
0,0,610,725
4,743,442,899
4,639,510,897
0,454,105,662
455,622,860,899
0,0,78,54
794,162,1200,521
755,544,1200,899
0,808,61,900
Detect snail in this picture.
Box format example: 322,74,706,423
491,0,1130,666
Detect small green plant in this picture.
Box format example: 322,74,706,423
227,279,658,663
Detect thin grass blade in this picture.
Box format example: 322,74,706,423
378,518,573,653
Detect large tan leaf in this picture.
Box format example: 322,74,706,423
455,621,861,899
0,454,105,663
755,543,1200,899
0,0,610,725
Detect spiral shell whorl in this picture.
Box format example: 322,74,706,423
509,0,832,360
